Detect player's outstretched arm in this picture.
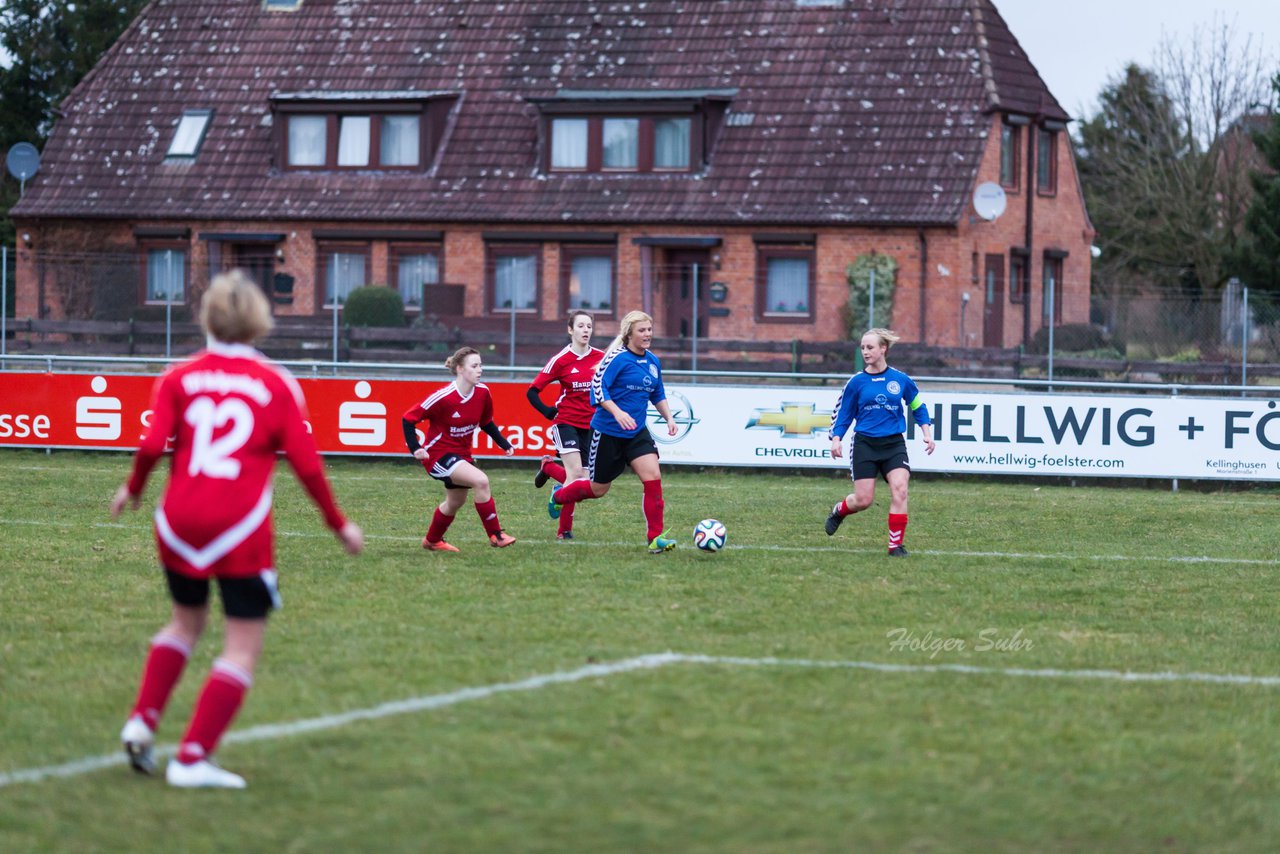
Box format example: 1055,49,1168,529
110,484,141,518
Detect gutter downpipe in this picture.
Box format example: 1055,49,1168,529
917,228,928,340
1023,114,1039,349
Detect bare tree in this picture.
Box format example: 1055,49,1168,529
1079,16,1275,300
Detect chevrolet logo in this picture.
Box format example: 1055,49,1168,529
747,402,832,437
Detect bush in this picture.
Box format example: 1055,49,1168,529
344,285,405,327
1028,323,1113,354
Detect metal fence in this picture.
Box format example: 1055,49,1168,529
4,243,1277,384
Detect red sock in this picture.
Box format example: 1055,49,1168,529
837,498,854,517
130,633,191,730
426,507,454,543
176,659,251,765
543,459,566,484
555,478,596,504
642,479,665,542
474,497,502,536
558,502,575,536
888,513,908,551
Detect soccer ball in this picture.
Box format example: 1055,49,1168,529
693,518,727,552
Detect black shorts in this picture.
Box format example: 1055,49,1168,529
166,568,281,619
587,430,659,485
550,423,592,456
850,434,910,481
427,452,469,490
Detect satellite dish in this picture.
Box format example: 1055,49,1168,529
6,142,41,196
6,143,40,181
972,181,1007,222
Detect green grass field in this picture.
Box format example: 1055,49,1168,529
2,450,1279,852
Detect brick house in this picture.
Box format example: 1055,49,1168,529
11,0,1092,350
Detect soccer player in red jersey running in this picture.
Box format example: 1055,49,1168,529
111,270,364,789
403,346,517,551
527,310,604,540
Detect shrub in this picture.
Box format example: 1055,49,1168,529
1028,323,1113,354
344,285,405,327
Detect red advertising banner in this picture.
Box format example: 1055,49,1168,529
0,372,556,458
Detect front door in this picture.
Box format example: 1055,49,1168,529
983,253,1005,348
230,244,275,300
661,250,711,338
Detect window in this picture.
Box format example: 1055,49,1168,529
391,246,441,311
1037,128,1057,194
288,115,327,166
145,248,186,304
337,116,371,167
547,115,697,173
166,110,212,158
756,246,815,321
284,111,424,170
488,246,540,312
563,248,615,313
264,0,303,9
380,115,421,166
1009,253,1028,304
602,119,639,169
551,119,588,169
654,118,691,169
1000,122,1021,189
318,243,369,309
1042,255,1064,324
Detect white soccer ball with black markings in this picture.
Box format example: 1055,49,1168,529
693,518,727,552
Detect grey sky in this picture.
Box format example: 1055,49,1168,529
994,0,1279,121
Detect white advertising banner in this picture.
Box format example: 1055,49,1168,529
653,385,1280,481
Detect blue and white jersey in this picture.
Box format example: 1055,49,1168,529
590,347,667,438
829,366,930,440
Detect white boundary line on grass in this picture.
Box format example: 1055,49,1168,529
4,516,1278,564
4,651,1279,788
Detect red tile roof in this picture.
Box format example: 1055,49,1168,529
15,0,1069,227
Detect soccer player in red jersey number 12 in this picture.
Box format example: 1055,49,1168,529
112,270,364,789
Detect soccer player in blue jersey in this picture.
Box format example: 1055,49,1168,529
826,328,935,556
549,310,679,553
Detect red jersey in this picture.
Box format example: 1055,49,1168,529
402,381,495,468
529,345,604,429
126,342,346,579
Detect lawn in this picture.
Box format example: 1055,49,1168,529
1,450,1278,852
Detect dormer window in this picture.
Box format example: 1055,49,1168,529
166,110,212,159
272,90,456,172
532,88,733,175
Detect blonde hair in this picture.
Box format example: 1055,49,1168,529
444,346,480,374
200,270,273,344
609,310,653,353
864,328,901,350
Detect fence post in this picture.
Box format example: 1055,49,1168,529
691,263,700,380
1,244,7,365
868,267,876,328
1242,285,1249,389
790,338,799,374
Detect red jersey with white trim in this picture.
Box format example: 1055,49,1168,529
529,345,604,429
402,381,494,468
125,342,346,579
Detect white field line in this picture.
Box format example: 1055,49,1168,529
6,515,1277,565
3,651,1279,788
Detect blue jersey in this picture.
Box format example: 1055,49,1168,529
590,347,666,438
829,367,931,440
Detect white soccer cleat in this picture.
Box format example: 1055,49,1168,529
120,715,156,775
165,758,247,789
